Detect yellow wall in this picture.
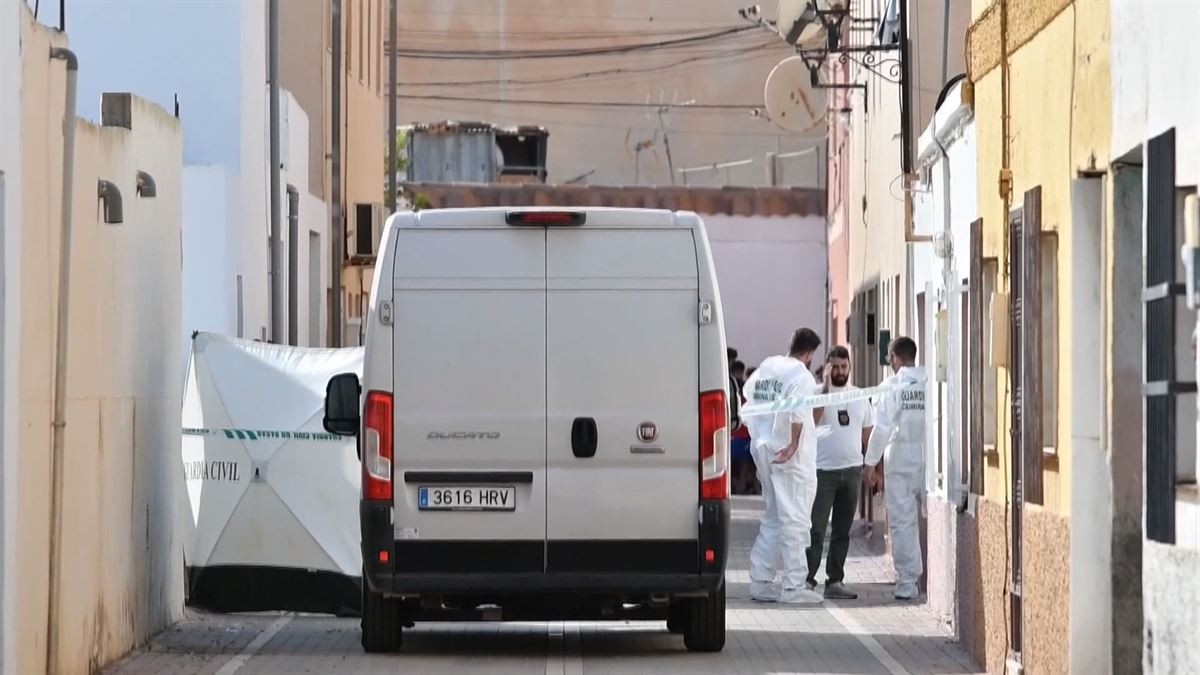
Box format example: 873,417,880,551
967,1,1110,672
972,0,1110,517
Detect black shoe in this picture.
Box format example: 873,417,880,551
823,582,858,599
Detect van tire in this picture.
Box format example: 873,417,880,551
683,583,726,652
360,581,403,653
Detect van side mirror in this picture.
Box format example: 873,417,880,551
323,373,362,436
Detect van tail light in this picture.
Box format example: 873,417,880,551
363,391,393,501
700,389,730,500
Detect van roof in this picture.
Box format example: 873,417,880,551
397,207,701,230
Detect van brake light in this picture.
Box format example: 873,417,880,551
363,391,393,501
504,211,586,226
699,390,729,500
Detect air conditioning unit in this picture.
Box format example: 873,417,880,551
352,203,386,257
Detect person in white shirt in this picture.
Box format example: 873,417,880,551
864,336,928,601
805,346,873,600
742,328,824,604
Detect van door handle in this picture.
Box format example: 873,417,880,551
571,417,598,458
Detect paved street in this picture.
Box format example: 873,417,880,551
107,496,980,675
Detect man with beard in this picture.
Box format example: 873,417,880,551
804,345,873,599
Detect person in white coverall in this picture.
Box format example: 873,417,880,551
864,336,927,601
743,328,825,604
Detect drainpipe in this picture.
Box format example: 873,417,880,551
330,0,343,347
46,45,77,675
287,185,299,346
899,0,929,343
268,0,284,344
387,0,397,213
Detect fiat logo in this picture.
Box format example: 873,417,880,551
637,422,659,443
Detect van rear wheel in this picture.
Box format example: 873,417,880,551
683,583,726,652
360,578,403,653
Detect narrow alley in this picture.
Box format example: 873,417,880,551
106,496,979,675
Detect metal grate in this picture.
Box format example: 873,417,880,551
969,219,984,495
1144,128,1180,545
1008,205,1025,659
1022,187,1044,505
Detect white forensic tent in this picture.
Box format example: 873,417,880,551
181,332,363,615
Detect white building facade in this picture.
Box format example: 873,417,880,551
42,0,329,363
1110,2,1200,672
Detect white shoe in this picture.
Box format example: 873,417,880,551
750,581,779,602
779,588,824,604
894,582,919,601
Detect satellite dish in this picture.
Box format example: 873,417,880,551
776,0,845,48
764,56,828,133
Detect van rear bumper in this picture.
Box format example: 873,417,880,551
360,499,729,598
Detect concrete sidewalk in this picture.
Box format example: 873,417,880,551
107,495,982,675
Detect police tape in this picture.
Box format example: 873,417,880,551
183,427,344,442
740,381,903,418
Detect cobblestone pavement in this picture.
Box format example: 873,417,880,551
106,496,982,675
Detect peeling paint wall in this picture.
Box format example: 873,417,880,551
13,7,185,673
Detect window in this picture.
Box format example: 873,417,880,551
1041,233,1059,454
982,259,999,454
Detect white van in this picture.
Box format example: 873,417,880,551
324,207,731,653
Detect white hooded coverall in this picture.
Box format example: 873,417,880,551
743,356,819,591
865,366,928,594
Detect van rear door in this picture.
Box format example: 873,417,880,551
545,227,701,575
390,227,546,574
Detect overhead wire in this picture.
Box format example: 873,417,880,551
388,26,759,60
396,100,820,139
395,43,777,89
390,94,760,110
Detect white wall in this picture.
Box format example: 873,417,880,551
281,91,329,348
13,9,186,670
705,214,828,369
1111,0,1200,185
182,166,237,365
911,84,977,626
0,1,22,669
49,0,327,354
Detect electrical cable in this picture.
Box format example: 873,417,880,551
389,26,759,60
396,44,776,88
391,94,759,110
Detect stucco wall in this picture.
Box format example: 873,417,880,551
14,10,185,672
0,1,23,670
1110,0,1200,186
1022,505,1071,675
704,214,828,368
1142,540,1200,675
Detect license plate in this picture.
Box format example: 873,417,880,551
418,486,516,511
